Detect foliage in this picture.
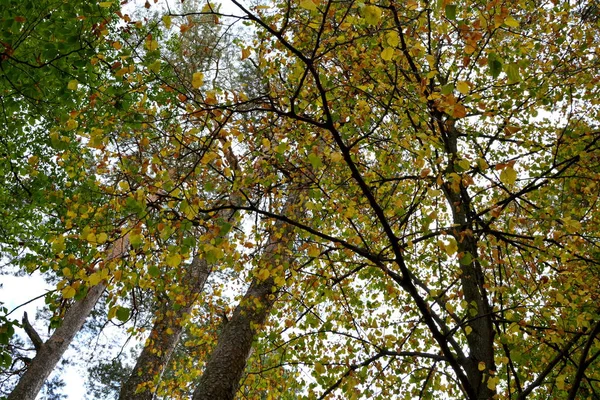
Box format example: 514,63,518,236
2,0,600,398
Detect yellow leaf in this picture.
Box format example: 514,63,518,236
457,159,471,171
445,238,457,255
65,119,78,130
381,47,394,61
162,15,172,29
307,245,320,257
87,232,97,243
386,32,399,47
62,267,72,278
363,5,382,25
478,361,486,371
500,166,517,185
192,72,204,89
314,362,325,375
241,48,251,60
67,80,78,90
456,81,470,95
166,254,182,267
504,15,519,28
487,376,498,390
146,40,159,51
465,326,473,335
112,41,122,50
257,268,270,281
99,2,113,7
89,272,102,286
62,285,76,299
299,0,317,11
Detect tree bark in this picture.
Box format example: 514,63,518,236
7,283,106,400
191,276,277,400
192,195,297,400
119,170,242,399
118,255,211,400
441,122,496,399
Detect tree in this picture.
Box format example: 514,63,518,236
5,0,600,399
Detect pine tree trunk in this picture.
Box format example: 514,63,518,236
7,283,106,400
118,256,211,400
191,276,276,400
192,195,298,400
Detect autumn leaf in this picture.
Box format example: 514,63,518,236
381,47,394,61
299,0,317,11
500,166,517,185
362,5,382,25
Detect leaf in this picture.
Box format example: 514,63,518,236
67,80,78,90
478,361,486,371
99,2,113,7
62,286,76,299
241,48,251,60
88,272,102,286
116,307,130,322
445,4,457,20
504,15,519,28
308,153,322,169
149,60,161,74
96,232,108,244
488,57,502,79
456,81,470,95
380,47,394,61
445,238,458,255
192,72,204,89
148,265,161,277
314,362,325,374
299,0,317,11
166,254,182,267
459,252,472,265
386,32,399,47
307,245,320,257
363,5,382,25
505,63,521,83
500,166,517,185
162,15,172,29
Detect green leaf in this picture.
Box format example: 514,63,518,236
308,153,323,169
148,265,161,277
488,54,503,79
116,307,130,322
445,4,457,20
505,63,521,83
459,252,473,265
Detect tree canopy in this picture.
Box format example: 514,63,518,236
1,0,599,399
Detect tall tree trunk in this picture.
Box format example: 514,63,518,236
119,158,242,399
441,122,496,399
8,236,128,400
118,255,211,400
8,283,106,400
192,195,298,400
